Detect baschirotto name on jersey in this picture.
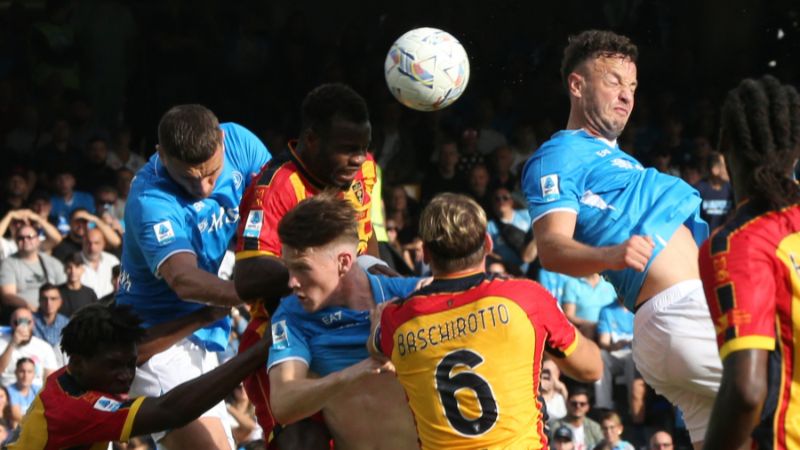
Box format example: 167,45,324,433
396,303,511,357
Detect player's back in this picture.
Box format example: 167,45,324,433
700,202,800,450
378,273,578,450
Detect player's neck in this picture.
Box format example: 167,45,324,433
332,266,373,310
431,265,484,280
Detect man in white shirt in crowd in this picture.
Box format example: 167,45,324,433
0,307,58,386
80,228,119,299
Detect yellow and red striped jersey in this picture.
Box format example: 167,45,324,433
377,272,579,450
700,202,800,450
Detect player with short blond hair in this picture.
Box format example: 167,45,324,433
371,193,601,449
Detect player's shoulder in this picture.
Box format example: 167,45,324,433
707,202,800,256
250,150,298,190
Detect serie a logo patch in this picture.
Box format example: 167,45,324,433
94,397,122,412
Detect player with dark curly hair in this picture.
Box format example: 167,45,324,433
7,303,270,450
700,75,800,450
522,30,720,448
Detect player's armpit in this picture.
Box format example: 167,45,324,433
547,333,602,382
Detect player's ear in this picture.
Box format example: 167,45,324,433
567,72,584,98
337,250,354,276
303,128,319,152
156,144,165,160
484,232,493,255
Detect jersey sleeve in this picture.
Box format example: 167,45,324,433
699,237,778,361
521,146,581,224
126,193,193,275
266,306,311,371
235,171,300,260
528,282,579,357
41,395,145,447
222,123,271,180
375,275,422,303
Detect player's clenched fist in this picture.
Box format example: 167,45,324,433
608,235,655,272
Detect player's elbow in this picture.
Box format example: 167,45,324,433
269,397,302,425
733,375,767,411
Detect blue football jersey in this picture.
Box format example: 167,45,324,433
522,129,708,308
117,123,270,350
267,272,421,376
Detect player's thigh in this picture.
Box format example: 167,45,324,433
275,418,330,450
161,417,232,450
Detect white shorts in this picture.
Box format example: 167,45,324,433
129,338,234,447
633,279,722,443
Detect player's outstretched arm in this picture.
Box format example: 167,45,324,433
159,252,241,307
233,255,291,311
269,358,394,425
130,332,271,436
534,212,654,276
703,349,767,450
136,306,230,365
548,334,603,382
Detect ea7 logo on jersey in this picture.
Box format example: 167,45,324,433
322,311,343,326
272,320,290,350
540,174,560,202
94,397,122,412
243,210,263,239
153,220,175,245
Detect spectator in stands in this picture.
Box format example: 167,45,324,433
0,209,62,260
420,139,463,204
385,185,420,244
0,169,30,218
4,105,46,161
509,123,538,174
113,168,134,223
552,426,575,450
487,187,535,272
486,256,510,276
549,387,603,450
541,359,568,420
488,145,518,194
693,151,733,231
475,97,508,155
80,228,120,299
0,386,11,428
539,270,579,305
0,224,66,311
226,384,260,446
0,308,58,387
58,252,98,317
94,185,124,236
50,168,96,236
52,208,121,262
466,163,492,213
561,274,617,340
99,265,120,304
595,297,637,410
7,358,39,428
76,135,118,193
649,430,674,449
455,127,484,181
33,283,68,348
107,124,146,172
37,117,82,179
598,411,635,450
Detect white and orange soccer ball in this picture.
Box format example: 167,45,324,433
384,27,470,112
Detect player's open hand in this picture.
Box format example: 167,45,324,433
344,358,396,383
609,235,655,272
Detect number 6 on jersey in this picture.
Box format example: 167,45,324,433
435,349,498,436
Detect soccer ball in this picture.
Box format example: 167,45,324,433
384,27,470,112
